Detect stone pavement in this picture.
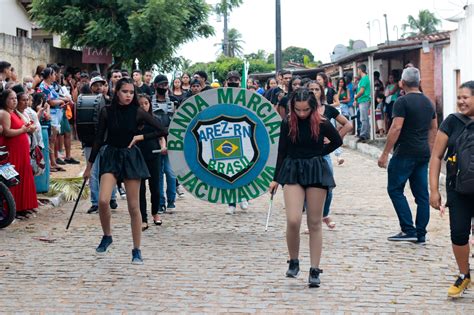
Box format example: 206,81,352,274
0,149,473,314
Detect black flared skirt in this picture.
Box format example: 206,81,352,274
99,145,150,181
276,156,335,189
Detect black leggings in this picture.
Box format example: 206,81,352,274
448,189,474,246
140,156,161,222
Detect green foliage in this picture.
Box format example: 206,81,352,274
402,9,441,38
30,0,214,69
245,49,268,61
214,0,243,15
186,55,274,83
49,177,89,202
282,46,315,64
267,46,317,66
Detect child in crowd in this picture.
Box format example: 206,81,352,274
375,93,385,137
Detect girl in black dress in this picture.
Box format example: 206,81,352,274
269,88,342,287
137,94,164,230
84,78,167,264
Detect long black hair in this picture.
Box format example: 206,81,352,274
111,77,139,108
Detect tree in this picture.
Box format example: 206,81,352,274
30,0,214,69
225,28,245,57
402,9,441,38
214,0,243,57
245,50,268,61
186,55,274,83
282,46,315,64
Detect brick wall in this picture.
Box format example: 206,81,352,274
419,49,435,105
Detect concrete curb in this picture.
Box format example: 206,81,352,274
343,136,446,186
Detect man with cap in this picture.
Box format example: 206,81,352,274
152,74,178,213
184,78,203,100
82,75,118,213
224,70,249,215
89,76,106,95
226,71,241,88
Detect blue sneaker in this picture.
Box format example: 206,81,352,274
132,248,143,265
167,201,176,209
96,235,113,253
387,232,417,242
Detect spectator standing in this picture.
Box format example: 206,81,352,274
181,72,191,92
193,71,212,92
132,69,152,96
316,72,336,105
0,89,38,218
354,65,371,142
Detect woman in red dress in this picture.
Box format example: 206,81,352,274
0,89,38,217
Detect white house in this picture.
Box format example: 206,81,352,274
0,0,32,39
443,4,474,117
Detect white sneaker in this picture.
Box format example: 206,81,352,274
240,201,248,210
226,205,236,215
177,185,185,198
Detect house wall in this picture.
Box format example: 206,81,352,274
0,1,32,38
443,4,474,118
419,49,436,106
0,33,83,79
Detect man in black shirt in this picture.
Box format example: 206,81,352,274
378,67,437,243
193,70,212,91
133,69,152,96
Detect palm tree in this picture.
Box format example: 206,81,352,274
214,0,243,56
227,28,244,57
214,28,244,57
402,10,441,38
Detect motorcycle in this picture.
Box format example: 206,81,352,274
0,146,20,228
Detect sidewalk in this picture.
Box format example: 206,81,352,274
0,149,471,313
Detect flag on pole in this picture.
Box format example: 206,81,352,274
241,59,250,89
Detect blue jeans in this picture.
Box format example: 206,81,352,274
159,154,176,205
387,156,430,237
84,147,117,206
323,154,333,218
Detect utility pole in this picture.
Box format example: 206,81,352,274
223,5,229,56
383,14,390,45
275,0,282,71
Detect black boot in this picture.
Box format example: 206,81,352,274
286,259,300,278
308,267,323,288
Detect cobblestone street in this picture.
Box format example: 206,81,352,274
1,149,473,313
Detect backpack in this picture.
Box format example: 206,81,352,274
453,113,474,194
75,94,106,146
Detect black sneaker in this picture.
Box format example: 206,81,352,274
96,235,113,253
286,259,300,278
132,248,143,265
157,204,166,214
56,158,66,165
64,158,80,164
167,201,176,209
109,199,118,210
416,236,426,244
387,232,418,242
87,205,98,214
308,267,323,288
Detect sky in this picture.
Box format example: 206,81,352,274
176,0,467,65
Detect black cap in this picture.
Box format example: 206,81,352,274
154,74,168,85
227,71,241,80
